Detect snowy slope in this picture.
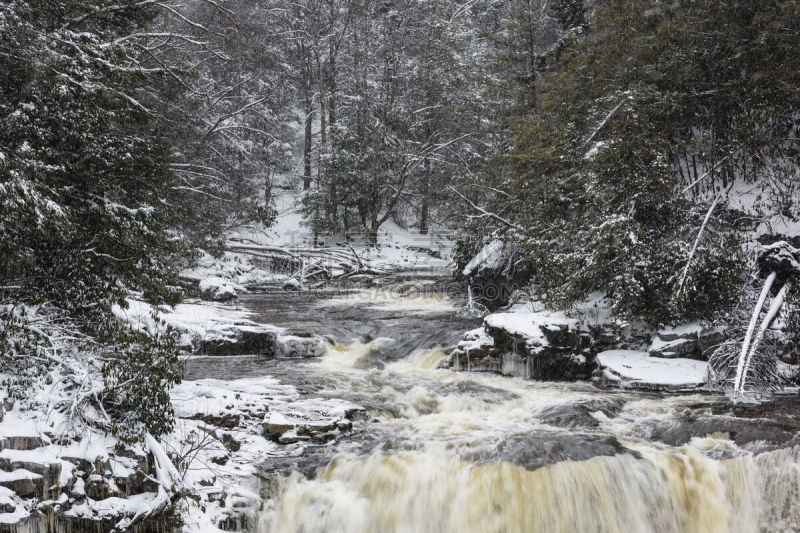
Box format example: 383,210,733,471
186,190,454,284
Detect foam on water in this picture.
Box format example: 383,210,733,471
258,443,800,533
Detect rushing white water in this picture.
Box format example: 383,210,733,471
258,442,800,533
242,285,800,533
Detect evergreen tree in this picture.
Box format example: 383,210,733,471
494,0,799,323
0,0,185,439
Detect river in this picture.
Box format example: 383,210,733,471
185,279,800,533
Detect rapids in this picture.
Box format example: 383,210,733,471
186,280,800,533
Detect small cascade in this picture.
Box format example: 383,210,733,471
316,338,395,369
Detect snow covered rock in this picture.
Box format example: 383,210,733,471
277,332,327,358
448,311,595,380
462,239,529,310
263,399,365,444
647,324,723,360
657,323,703,342
281,278,303,291
758,238,800,284
199,324,280,356
449,327,495,364
200,327,328,357
198,277,239,302
0,469,44,498
596,350,708,392
0,425,169,532
697,326,725,356
648,337,699,359
115,299,328,357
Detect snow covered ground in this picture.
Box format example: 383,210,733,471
183,191,454,288
112,298,326,358
0,367,362,531
169,375,363,532
0,291,362,531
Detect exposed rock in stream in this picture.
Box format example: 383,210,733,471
198,277,239,302
446,311,596,380
465,432,638,471
596,350,708,392
197,325,327,358
198,325,280,356
263,400,366,444
535,397,626,428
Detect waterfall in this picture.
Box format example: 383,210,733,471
256,445,800,533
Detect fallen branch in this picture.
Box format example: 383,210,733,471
580,95,631,155
679,156,731,195
125,434,188,528
348,244,365,269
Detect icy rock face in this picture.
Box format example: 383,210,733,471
697,326,725,356
648,337,699,359
0,434,171,532
199,325,280,356
447,312,595,380
276,332,327,358
200,327,328,358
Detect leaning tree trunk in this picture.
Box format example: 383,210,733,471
733,271,777,395
730,239,800,400
739,281,791,396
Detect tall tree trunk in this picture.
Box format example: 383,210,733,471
315,48,326,144
420,158,430,234
265,167,273,209
303,47,313,190
328,0,337,128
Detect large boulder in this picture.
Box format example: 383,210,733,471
462,240,531,311
199,325,280,356
276,331,327,358
198,325,327,358
697,326,725,356
447,311,595,380
198,277,239,302
263,399,365,444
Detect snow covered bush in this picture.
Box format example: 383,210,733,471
0,303,183,443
